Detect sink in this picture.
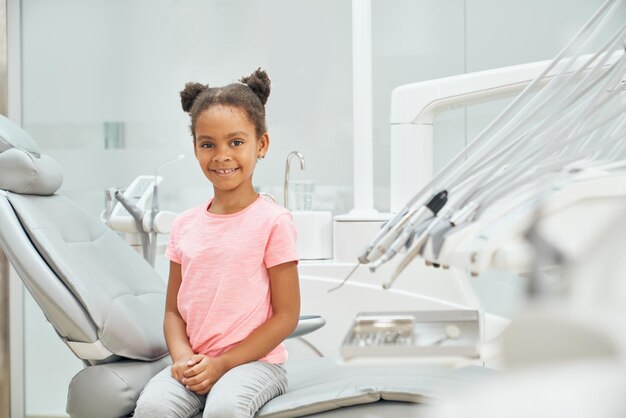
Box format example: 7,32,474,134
291,211,333,260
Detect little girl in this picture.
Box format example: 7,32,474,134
134,68,301,418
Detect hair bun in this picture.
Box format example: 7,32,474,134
240,68,271,105
180,82,208,112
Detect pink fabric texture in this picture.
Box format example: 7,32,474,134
165,195,298,364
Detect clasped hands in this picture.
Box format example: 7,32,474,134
171,354,227,395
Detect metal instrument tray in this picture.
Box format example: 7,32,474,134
340,310,480,360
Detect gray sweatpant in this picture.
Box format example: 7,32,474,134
133,361,287,418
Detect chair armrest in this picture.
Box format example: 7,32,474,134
288,315,326,339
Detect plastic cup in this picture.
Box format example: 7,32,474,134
289,180,315,211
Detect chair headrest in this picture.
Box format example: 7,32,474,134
0,114,63,195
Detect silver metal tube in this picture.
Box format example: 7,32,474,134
0,0,11,416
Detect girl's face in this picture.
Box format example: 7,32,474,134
194,105,269,196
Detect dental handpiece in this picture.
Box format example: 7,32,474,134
382,216,447,290
363,190,449,267
357,205,413,264
370,191,448,285
332,190,449,292
368,214,434,272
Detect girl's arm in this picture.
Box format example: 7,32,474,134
182,261,300,393
220,260,301,366
164,260,195,381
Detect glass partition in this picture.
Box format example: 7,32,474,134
22,0,353,217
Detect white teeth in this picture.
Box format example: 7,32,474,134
214,168,237,174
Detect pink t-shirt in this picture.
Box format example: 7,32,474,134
165,195,298,364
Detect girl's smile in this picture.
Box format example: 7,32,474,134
211,167,239,176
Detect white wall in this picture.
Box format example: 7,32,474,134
19,0,625,415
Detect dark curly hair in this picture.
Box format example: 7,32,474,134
180,68,271,141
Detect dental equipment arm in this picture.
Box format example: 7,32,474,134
113,190,150,261
366,46,623,270
361,0,625,287
148,154,185,265
104,155,184,266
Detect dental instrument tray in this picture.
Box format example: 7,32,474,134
341,310,480,360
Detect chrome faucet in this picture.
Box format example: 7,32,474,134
284,151,305,209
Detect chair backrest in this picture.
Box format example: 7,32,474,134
0,115,167,363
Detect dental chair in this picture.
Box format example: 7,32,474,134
0,114,494,418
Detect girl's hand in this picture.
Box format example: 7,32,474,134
171,356,194,383
181,354,228,395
